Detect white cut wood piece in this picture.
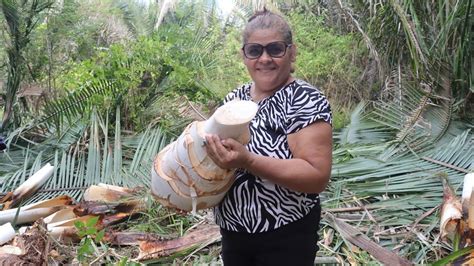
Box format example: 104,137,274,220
12,163,54,200
97,183,133,192
43,207,76,224
0,245,24,255
204,100,258,140
83,185,132,202
0,196,71,225
462,173,474,214
151,100,257,212
0,222,15,245
47,214,96,229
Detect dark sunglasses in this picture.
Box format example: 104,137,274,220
242,41,292,59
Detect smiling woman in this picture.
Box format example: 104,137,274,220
204,8,333,266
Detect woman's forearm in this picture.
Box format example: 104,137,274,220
245,153,330,193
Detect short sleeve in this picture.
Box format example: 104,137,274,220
223,83,251,104
223,90,238,104
286,86,332,134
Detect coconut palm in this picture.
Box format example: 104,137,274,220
0,0,54,131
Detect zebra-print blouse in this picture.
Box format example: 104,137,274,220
214,79,332,233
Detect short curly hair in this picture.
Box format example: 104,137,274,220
243,8,293,45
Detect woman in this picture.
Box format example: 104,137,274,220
205,8,332,266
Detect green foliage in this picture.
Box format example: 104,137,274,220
47,2,229,133
349,0,472,112
129,195,197,236
116,257,141,266
204,22,249,98
290,12,357,80
431,245,474,266
287,9,367,107
74,216,106,263
331,106,351,130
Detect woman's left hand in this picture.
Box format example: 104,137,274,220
204,134,253,169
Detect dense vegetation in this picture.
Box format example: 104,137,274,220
0,0,472,264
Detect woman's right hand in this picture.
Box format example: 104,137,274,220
204,134,254,170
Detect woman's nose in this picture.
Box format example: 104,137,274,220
258,49,272,61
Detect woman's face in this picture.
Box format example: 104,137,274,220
242,28,296,96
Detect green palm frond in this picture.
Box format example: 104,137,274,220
113,0,158,37
389,0,427,73
1,109,169,204
0,118,88,195
327,127,472,263
335,101,392,145
1,0,20,36
367,70,453,157
41,80,119,130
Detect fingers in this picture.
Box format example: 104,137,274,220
220,138,239,149
205,135,226,153
204,135,226,161
204,134,238,169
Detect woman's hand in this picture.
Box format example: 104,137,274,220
204,134,253,169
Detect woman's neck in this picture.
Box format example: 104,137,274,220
251,76,295,102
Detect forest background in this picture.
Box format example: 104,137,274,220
0,0,472,264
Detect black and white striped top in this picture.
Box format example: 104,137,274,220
214,79,332,233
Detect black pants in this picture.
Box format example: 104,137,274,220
220,205,321,266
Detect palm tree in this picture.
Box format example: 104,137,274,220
0,0,54,131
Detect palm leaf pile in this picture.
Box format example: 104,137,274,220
322,82,472,263
317,0,473,263
0,108,167,204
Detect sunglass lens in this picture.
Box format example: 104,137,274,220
267,42,286,57
245,44,263,59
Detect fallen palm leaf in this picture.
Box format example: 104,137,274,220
0,222,15,245
325,212,412,266
137,223,220,261
0,195,73,225
73,200,144,216
104,231,173,246
0,163,54,210
432,245,474,266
